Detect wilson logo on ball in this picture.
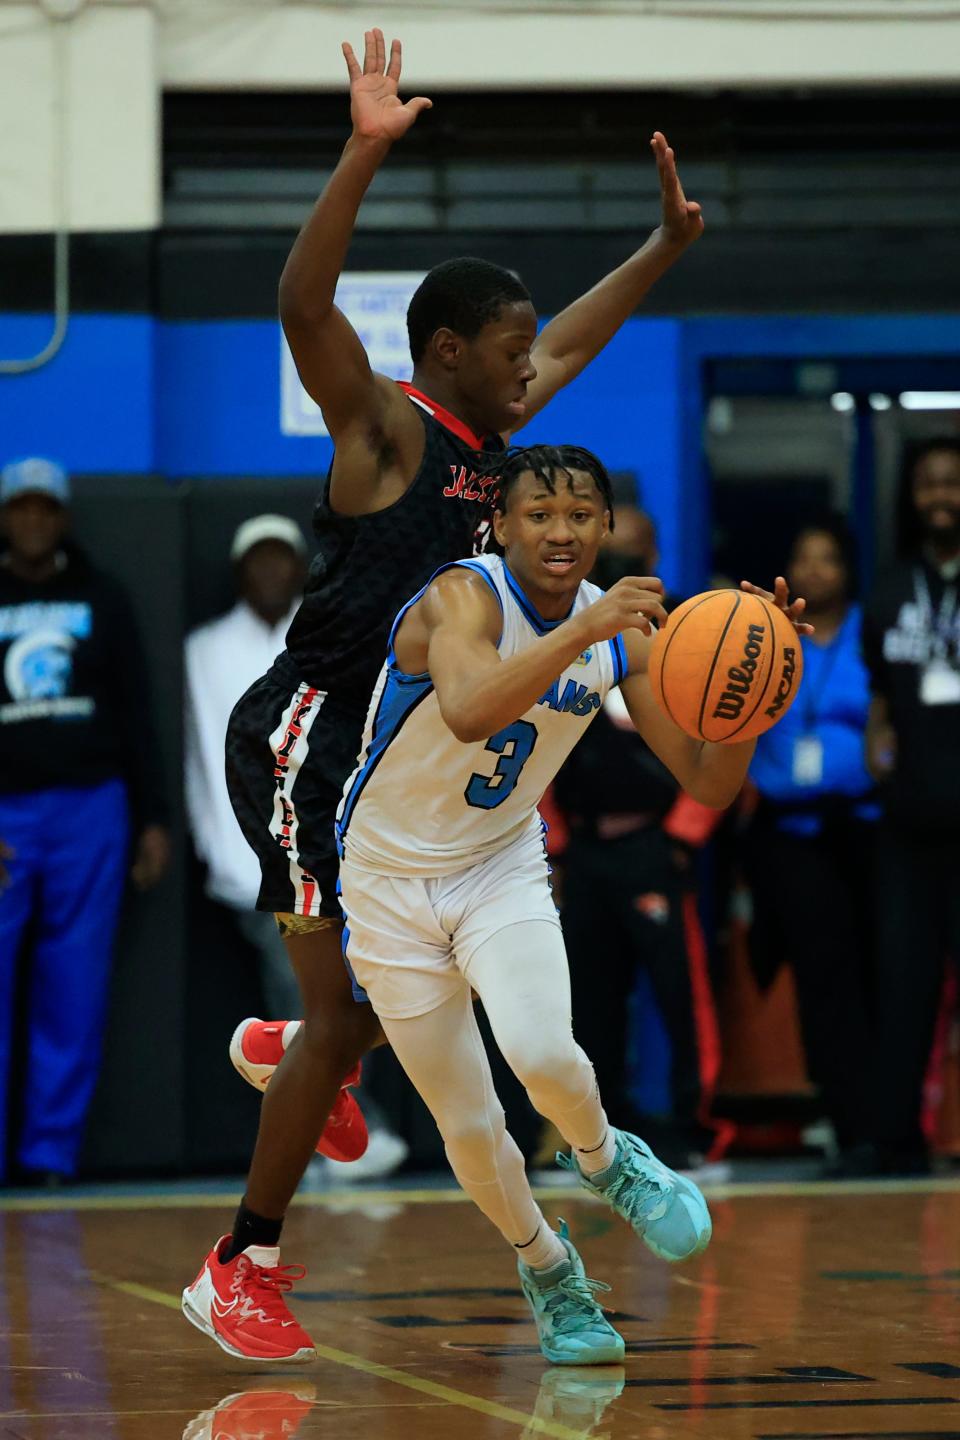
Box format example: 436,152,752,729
712,622,765,721
765,646,799,719
647,589,804,745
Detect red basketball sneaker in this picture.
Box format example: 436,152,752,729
229,1019,300,1092
182,1236,316,1363
229,1018,368,1162
183,1384,316,1439
316,1068,366,1163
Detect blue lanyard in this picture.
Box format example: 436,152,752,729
799,612,848,733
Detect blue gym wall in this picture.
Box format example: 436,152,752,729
4,308,960,596
0,311,694,587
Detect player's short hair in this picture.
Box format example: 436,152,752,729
481,443,615,553
406,258,532,362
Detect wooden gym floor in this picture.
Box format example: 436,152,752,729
1,1175,959,1439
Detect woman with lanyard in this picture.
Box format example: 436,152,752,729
743,515,879,1178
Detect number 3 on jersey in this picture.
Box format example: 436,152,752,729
465,720,539,810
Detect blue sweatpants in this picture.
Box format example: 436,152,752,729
0,779,129,1180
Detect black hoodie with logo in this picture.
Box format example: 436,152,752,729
0,546,165,825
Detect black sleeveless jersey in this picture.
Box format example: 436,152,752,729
274,385,504,706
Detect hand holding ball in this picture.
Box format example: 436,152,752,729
648,590,803,743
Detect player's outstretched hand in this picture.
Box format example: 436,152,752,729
343,28,432,144
740,576,815,636
585,576,668,641
651,132,704,249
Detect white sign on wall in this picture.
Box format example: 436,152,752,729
280,271,426,438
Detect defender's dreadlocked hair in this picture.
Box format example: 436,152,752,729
477,443,616,554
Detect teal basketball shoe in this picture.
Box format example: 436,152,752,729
557,1129,712,1263
518,1221,625,1366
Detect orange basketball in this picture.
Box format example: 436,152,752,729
648,589,804,744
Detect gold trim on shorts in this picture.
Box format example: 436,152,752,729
274,911,341,937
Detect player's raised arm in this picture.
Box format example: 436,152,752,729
397,570,667,745
278,29,431,451
616,629,754,811
511,133,703,433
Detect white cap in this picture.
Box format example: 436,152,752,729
1,456,70,506
230,514,307,565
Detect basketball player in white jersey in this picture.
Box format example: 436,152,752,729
334,444,759,1365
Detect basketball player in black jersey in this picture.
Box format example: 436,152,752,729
182,27,705,1363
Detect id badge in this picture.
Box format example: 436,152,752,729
920,659,960,706
792,735,824,786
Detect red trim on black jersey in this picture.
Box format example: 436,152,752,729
397,382,489,452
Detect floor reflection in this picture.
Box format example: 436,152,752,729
182,1384,316,1439
521,1365,625,1438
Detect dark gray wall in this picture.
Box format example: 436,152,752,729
68,475,317,1177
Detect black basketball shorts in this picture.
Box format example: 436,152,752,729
225,674,367,919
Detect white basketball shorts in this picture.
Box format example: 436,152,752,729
339,827,561,1020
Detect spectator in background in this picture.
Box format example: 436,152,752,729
185,515,308,1020
0,457,170,1186
863,439,960,1175
554,507,719,1170
746,516,877,1176
185,515,410,1181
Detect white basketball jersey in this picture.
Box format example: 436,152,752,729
336,554,627,876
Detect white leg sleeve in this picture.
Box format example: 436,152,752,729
462,919,610,1154
378,986,549,1251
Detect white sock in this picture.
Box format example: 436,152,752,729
281,1021,301,1051
515,1222,568,1272
575,1128,618,1177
